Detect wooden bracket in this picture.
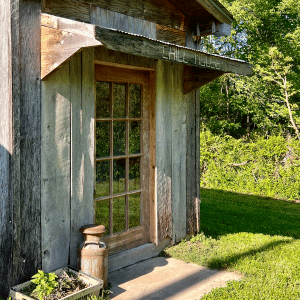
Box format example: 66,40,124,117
41,14,101,79
183,65,224,94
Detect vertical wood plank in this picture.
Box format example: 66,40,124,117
155,60,173,241
0,1,13,296
171,63,187,243
185,25,201,234
69,52,83,266
69,48,95,267
185,91,198,234
10,0,42,290
195,90,201,231
41,62,71,272
90,6,156,39
141,73,151,243
149,71,157,244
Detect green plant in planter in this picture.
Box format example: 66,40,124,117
31,270,58,300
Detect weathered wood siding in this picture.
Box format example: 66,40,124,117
70,49,95,266
90,6,156,39
41,48,95,271
41,60,71,271
186,90,201,234
156,60,200,242
12,0,42,286
156,60,188,243
0,0,42,297
185,41,201,236
156,60,173,241
171,63,187,243
0,1,13,296
94,47,156,70
42,0,185,30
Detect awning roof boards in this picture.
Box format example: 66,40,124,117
171,0,233,24
41,14,251,92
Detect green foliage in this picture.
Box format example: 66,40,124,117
199,0,300,139
201,130,300,200
31,270,58,300
165,189,300,299
87,290,111,300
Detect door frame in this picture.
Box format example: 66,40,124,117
94,63,156,254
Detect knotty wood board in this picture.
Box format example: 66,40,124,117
0,1,13,296
90,6,156,39
171,63,187,243
41,62,71,272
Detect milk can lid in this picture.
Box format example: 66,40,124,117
80,224,106,235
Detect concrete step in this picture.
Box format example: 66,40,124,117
108,239,170,273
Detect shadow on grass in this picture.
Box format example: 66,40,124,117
206,239,292,270
200,188,300,240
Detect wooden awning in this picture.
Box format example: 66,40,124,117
41,13,252,93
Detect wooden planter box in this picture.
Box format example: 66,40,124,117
9,267,103,300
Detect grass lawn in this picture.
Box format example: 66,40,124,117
165,188,300,299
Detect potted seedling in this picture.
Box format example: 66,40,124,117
9,267,103,300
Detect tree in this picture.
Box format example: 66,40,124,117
256,47,300,140
199,0,300,139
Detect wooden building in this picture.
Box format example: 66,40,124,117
0,0,251,296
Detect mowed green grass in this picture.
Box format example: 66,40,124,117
95,180,141,235
165,188,300,299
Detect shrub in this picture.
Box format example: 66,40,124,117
200,130,300,201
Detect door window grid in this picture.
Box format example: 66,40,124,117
95,81,143,236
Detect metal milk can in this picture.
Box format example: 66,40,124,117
78,224,108,288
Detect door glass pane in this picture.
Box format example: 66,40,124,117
113,121,126,156
129,157,140,191
129,193,141,228
95,199,110,236
95,161,110,198
113,84,126,118
96,82,110,118
113,159,125,194
96,121,110,158
113,196,125,233
129,84,141,118
129,121,141,154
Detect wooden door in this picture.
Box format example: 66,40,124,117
94,65,153,254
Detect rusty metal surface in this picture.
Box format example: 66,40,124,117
78,225,108,288
80,224,106,235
